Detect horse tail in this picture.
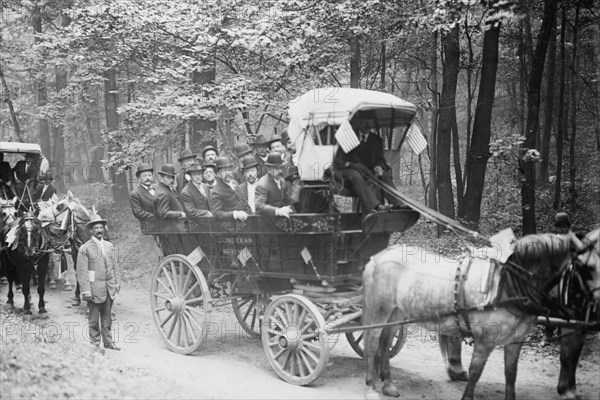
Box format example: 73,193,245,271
439,332,451,364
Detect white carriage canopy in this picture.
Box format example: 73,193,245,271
286,88,420,181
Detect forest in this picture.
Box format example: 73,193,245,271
1,0,599,236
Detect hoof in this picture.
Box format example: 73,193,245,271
382,382,400,397
24,309,33,315
560,389,577,400
49,281,57,289
448,368,469,382
365,388,381,400
72,299,81,307
63,283,73,291
39,308,47,314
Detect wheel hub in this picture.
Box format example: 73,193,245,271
280,325,301,350
165,297,184,313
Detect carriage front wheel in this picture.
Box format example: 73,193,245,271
150,254,212,355
261,294,330,385
231,279,269,339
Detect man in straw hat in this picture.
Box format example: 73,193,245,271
209,156,250,220
77,214,120,353
176,149,198,194
255,152,294,218
181,164,212,217
129,163,155,221
236,154,260,213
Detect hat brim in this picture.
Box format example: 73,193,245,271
158,171,177,177
242,163,259,170
86,219,107,229
178,155,197,162
136,169,154,178
264,162,283,167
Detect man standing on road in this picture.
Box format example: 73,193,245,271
77,214,120,353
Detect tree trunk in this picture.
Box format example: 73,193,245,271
428,31,439,211
459,24,501,229
191,60,217,153
536,13,556,185
104,69,129,207
568,5,579,214
553,8,568,210
436,25,459,221
380,41,386,90
52,11,72,193
0,66,22,140
350,36,360,88
32,5,51,158
521,0,558,235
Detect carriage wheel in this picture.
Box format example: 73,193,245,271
150,254,212,355
262,294,330,385
345,324,406,359
231,280,269,339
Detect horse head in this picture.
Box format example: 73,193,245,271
21,210,42,257
574,228,600,302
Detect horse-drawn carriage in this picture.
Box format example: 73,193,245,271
143,89,600,399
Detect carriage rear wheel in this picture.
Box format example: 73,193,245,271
345,325,406,359
150,254,211,354
231,279,269,339
261,294,330,385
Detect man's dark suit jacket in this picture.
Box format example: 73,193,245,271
181,182,212,217
255,174,292,217
0,161,13,183
34,183,56,202
209,179,250,220
129,184,155,220
254,154,268,178
13,160,39,183
175,170,190,194
154,182,185,233
334,133,388,171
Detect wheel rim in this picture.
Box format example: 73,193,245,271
150,255,211,354
231,280,268,338
262,294,330,385
346,325,406,359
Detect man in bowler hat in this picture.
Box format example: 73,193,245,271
129,163,155,221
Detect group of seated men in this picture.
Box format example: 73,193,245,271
0,152,55,204
129,123,404,253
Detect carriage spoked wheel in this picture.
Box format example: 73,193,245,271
231,279,269,339
261,294,330,385
150,254,212,355
345,324,406,359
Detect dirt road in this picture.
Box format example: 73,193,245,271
1,275,599,400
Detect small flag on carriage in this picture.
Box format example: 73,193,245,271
335,120,360,153
186,246,205,266
406,124,428,155
300,247,312,264
238,246,253,267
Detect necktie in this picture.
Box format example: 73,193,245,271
149,186,155,196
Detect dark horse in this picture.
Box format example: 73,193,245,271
362,229,600,400
2,210,50,315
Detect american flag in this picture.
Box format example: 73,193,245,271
335,120,360,153
406,124,428,155
238,247,253,266
186,246,205,266
300,247,312,264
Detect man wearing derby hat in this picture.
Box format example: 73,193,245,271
34,172,57,202
154,164,195,255
201,144,218,164
202,161,217,189
176,149,198,194
181,164,212,218
77,214,121,352
209,156,250,220
554,212,572,235
255,152,294,218
236,155,260,213
234,142,254,183
129,163,155,221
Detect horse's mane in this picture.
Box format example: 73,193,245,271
512,233,571,263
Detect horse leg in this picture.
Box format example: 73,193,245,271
380,326,401,397
440,329,468,381
37,254,49,314
364,326,384,398
461,339,495,400
557,328,585,400
21,272,32,315
503,341,524,400
7,278,14,306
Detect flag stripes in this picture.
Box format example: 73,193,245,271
335,120,360,153
406,124,428,155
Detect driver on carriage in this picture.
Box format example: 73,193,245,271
0,152,14,199
13,152,40,206
333,119,405,214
